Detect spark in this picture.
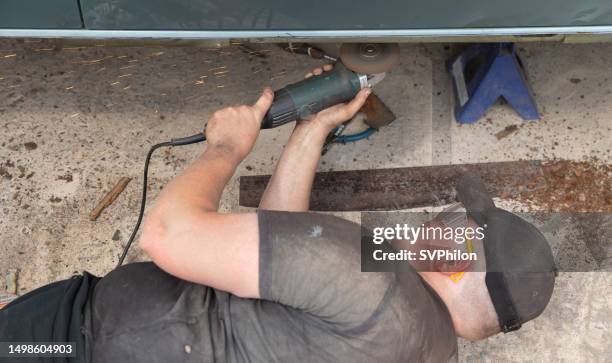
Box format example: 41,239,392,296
65,86,74,90
199,75,208,79
216,85,225,88
69,113,80,118
123,85,131,90
214,70,229,75
195,80,205,85
117,74,132,78
249,49,272,55
247,49,272,57
77,56,113,64
117,55,129,59
119,65,136,70
208,66,227,72
3,54,16,58
150,51,164,56
270,72,287,81
110,81,120,86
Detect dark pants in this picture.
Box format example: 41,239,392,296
85,262,222,363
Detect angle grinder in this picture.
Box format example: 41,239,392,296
262,43,400,129
262,63,370,128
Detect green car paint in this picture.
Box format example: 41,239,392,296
0,0,82,29
1,0,612,39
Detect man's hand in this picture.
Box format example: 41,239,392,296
205,87,274,161
299,64,371,133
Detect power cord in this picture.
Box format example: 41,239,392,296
116,133,206,268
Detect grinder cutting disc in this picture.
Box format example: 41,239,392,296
340,43,400,74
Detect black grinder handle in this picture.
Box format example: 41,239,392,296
261,63,364,129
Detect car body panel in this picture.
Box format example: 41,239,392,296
0,0,82,29
79,0,612,30
1,0,612,41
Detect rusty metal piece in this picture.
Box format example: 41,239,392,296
495,124,520,140
89,177,132,221
360,93,396,129
239,160,544,211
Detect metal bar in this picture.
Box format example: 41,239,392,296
239,160,544,211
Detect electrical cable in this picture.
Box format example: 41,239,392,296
335,127,376,143
116,133,206,268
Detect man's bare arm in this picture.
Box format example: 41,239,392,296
138,89,273,299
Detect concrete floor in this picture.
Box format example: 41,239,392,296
0,39,610,361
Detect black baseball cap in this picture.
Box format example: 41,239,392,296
456,174,556,333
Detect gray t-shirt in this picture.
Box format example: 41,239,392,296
88,211,457,362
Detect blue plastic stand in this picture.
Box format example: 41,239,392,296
449,43,539,124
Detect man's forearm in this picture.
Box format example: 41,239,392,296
139,145,242,257
259,124,329,211
153,146,241,216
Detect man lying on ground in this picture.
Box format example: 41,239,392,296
0,65,556,363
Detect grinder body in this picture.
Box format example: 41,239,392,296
262,63,367,129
